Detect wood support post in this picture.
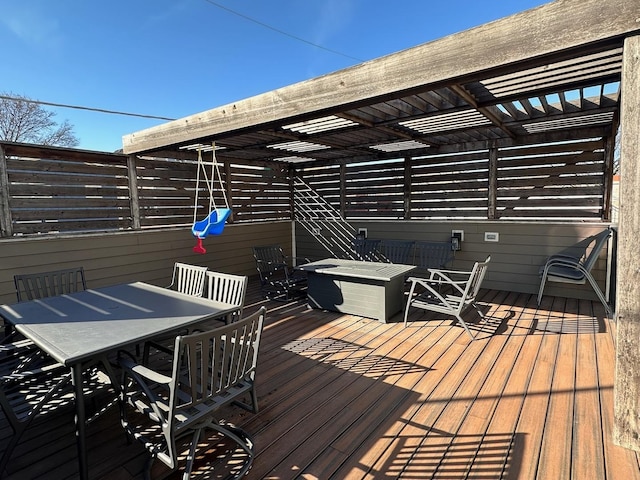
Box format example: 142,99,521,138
614,34,640,451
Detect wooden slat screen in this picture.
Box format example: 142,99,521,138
5,153,131,234
496,138,606,220
0,137,609,238
136,156,199,228
410,151,490,219
297,165,342,214
345,159,406,219
228,163,292,223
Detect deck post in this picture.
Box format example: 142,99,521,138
614,34,640,451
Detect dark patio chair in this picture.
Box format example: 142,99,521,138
537,228,613,316
351,238,382,262
253,245,308,300
8,266,87,343
379,240,415,264
413,241,455,275
119,306,266,480
14,266,86,302
0,339,111,476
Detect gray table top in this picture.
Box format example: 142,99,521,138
0,281,237,366
298,258,416,281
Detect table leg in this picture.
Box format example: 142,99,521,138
71,363,89,480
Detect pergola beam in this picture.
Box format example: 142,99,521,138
122,0,640,155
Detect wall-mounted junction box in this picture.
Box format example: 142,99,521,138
451,230,464,251
484,232,499,242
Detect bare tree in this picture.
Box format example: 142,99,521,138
0,92,79,147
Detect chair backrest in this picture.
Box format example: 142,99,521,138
205,271,248,321
414,241,454,270
380,240,414,264
461,256,491,309
14,267,86,302
253,245,290,284
253,245,287,269
581,228,612,273
352,239,382,261
169,306,266,421
168,262,207,296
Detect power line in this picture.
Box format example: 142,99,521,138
202,0,364,63
0,94,176,121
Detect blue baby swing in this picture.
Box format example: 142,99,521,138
191,143,231,254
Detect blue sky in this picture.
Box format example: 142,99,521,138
1,0,550,153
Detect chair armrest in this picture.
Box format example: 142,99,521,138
544,256,583,269
406,276,456,309
408,269,470,295
119,357,172,385
1,361,66,382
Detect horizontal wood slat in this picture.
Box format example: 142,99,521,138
1,134,609,237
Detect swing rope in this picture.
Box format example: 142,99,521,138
191,143,231,254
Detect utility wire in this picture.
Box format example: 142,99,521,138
202,0,364,63
0,94,176,121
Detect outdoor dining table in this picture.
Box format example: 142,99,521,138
0,281,239,480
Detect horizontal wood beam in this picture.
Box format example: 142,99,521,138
123,0,640,155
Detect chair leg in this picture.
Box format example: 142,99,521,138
182,428,202,480
584,272,613,317
537,269,549,305
456,314,475,340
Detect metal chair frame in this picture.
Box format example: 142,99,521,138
14,266,87,302
537,228,613,316
204,271,248,324
403,256,491,339
253,245,308,301
167,262,208,297
119,307,266,480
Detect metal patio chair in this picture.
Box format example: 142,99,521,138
204,271,248,324
167,262,208,297
7,266,87,343
379,240,415,264
351,238,382,262
0,338,112,477
119,306,266,480
14,266,87,302
253,245,308,300
537,228,613,317
412,241,455,276
403,256,491,339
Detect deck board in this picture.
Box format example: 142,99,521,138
1,279,639,480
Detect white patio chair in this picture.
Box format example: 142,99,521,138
119,306,266,480
537,228,613,316
204,271,248,324
403,256,491,339
167,262,208,297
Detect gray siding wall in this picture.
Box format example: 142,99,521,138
0,219,615,306
296,220,615,303
0,221,293,304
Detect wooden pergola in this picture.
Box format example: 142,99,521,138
122,0,640,451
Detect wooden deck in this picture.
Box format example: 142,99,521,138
3,280,640,479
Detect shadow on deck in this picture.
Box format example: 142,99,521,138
2,279,638,480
